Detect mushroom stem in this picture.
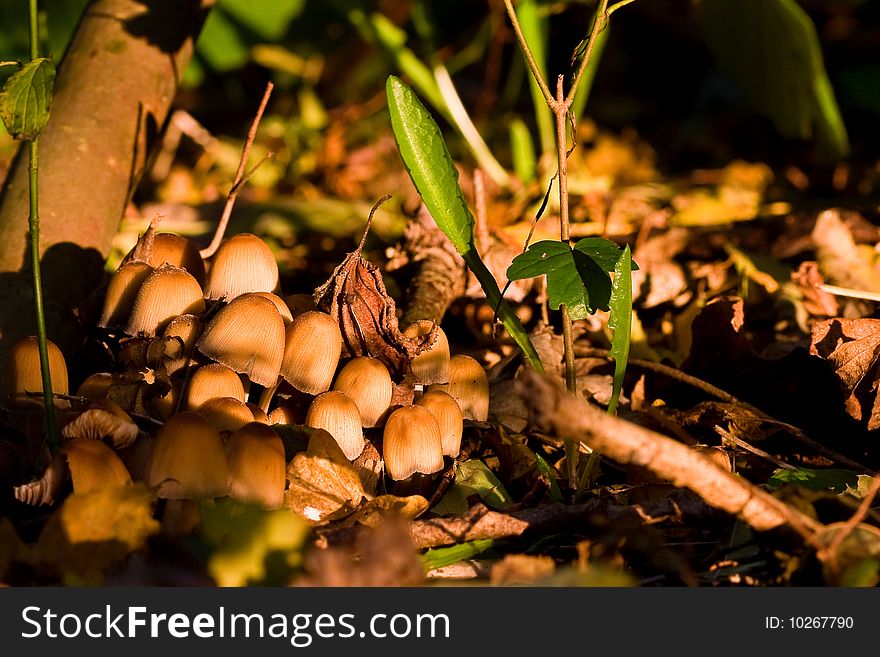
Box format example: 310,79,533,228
258,379,281,414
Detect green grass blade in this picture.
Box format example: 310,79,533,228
607,245,632,415
509,117,537,183
387,75,543,371
515,0,554,158
421,539,495,572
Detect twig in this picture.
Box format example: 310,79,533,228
566,0,611,104
200,81,274,259
820,475,880,577
714,425,796,471
819,283,880,303
502,0,553,104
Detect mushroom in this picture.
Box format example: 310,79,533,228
196,293,285,387
75,372,118,400
283,293,316,318
98,261,153,329
268,402,306,426
250,291,294,324
184,363,246,410
4,335,69,397
203,233,279,301
60,399,141,449
280,310,343,395
332,356,392,428
124,263,205,337
381,405,444,481
196,396,256,433
404,320,450,385
305,391,365,460
225,422,286,508
61,439,132,493
415,389,463,457
149,379,182,420
162,314,203,375
427,354,489,421
148,232,207,286
246,403,271,424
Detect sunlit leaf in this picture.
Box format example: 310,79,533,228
432,460,512,516
421,539,494,571
768,467,859,493
0,58,55,140
218,0,304,41
607,245,633,415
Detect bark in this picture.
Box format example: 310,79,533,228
0,0,213,383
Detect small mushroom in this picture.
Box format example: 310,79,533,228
184,363,246,410
415,390,463,457
280,310,343,395
75,372,118,400
382,405,444,481
428,354,489,421
246,403,271,424
203,233,279,302
404,320,450,384
162,314,203,375
305,391,365,460
251,291,294,324
61,399,141,449
124,263,205,337
149,379,182,420
332,356,392,428
98,261,153,329
4,336,69,397
61,439,132,493
283,293,316,318
196,396,256,433
225,422,286,508
196,293,285,387
148,232,207,286
268,402,305,426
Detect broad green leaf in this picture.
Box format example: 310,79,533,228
218,0,304,41
421,539,494,572
607,245,632,415
508,240,612,319
575,237,639,272
0,58,55,140
701,0,849,160
387,75,543,371
768,467,859,493
432,460,512,516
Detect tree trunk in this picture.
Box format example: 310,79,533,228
0,0,213,386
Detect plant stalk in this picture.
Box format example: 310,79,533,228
27,0,58,449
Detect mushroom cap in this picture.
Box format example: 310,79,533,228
250,291,294,324
75,372,118,400
332,356,392,428
146,411,227,499
305,391,365,460
404,320,450,385
246,402,271,424
98,261,153,329
225,422,286,508
184,363,246,410
61,439,132,493
280,311,343,395
61,399,140,449
196,293,285,387
283,293,316,319
427,354,489,421
382,405,444,481
162,314,203,375
4,336,69,396
415,390,463,457
149,379,182,420
124,264,205,337
149,233,207,286
268,402,306,426
203,233,279,302
197,396,256,433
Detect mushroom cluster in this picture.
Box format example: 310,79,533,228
4,223,491,518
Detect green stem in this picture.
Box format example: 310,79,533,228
27,0,58,450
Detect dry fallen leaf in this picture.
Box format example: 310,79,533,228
490,554,556,586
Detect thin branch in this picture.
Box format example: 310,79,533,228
200,81,274,259
502,0,553,105
607,0,638,18
566,0,610,104
819,283,880,303
821,475,880,577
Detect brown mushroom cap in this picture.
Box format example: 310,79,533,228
4,336,69,397
225,422,286,508
197,396,256,433
61,439,133,493
268,402,306,426
203,233,279,302
98,261,153,329
196,293,285,387
61,399,141,449
280,310,343,395
184,363,246,410
305,391,365,460
332,356,392,428
75,372,118,400
427,354,489,421
124,264,205,337
149,233,207,286
283,293,316,318
382,405,444,481
162,314,203,375
415,389,463,457
404,320,450,385
146,411,227,499
251,291,294,324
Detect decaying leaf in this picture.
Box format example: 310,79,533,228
333,494,429,530
284,428,367,524
490,554,556,585
314,198,437,376
810,317,880,429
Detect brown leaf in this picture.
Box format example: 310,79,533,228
314,197,436,377
792,261,838,317
811,318,880,429
490,554,556,585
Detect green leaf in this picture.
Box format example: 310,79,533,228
607,245,633,415
534,452,562,503
509,117,537,184
0,58,55,140
386,75,543,371
421,539,494,572
575,237,640,273
701,0,850,160
218,0,304,41
515,0,554,156
508,240,612,319
196,8,250,72
432,460,512,516
768,467,859,493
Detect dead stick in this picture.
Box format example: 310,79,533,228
821,475,880,575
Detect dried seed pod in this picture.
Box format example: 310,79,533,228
415,390,463,457
203,233,279,302
146,411,227,499
251,291,294,324
196,293,285,387
404,320,450,384
162,314,203,375
184,363,246,410
382,405,443,481
98,261,153,329
332,357,392,428
428,355,489,421
280,311,342,395
61,439,132,493
61,399,140,449
197,396,256,433
4,336,69,396
124,264,205,337
225,422,285,508
305,391,365,460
